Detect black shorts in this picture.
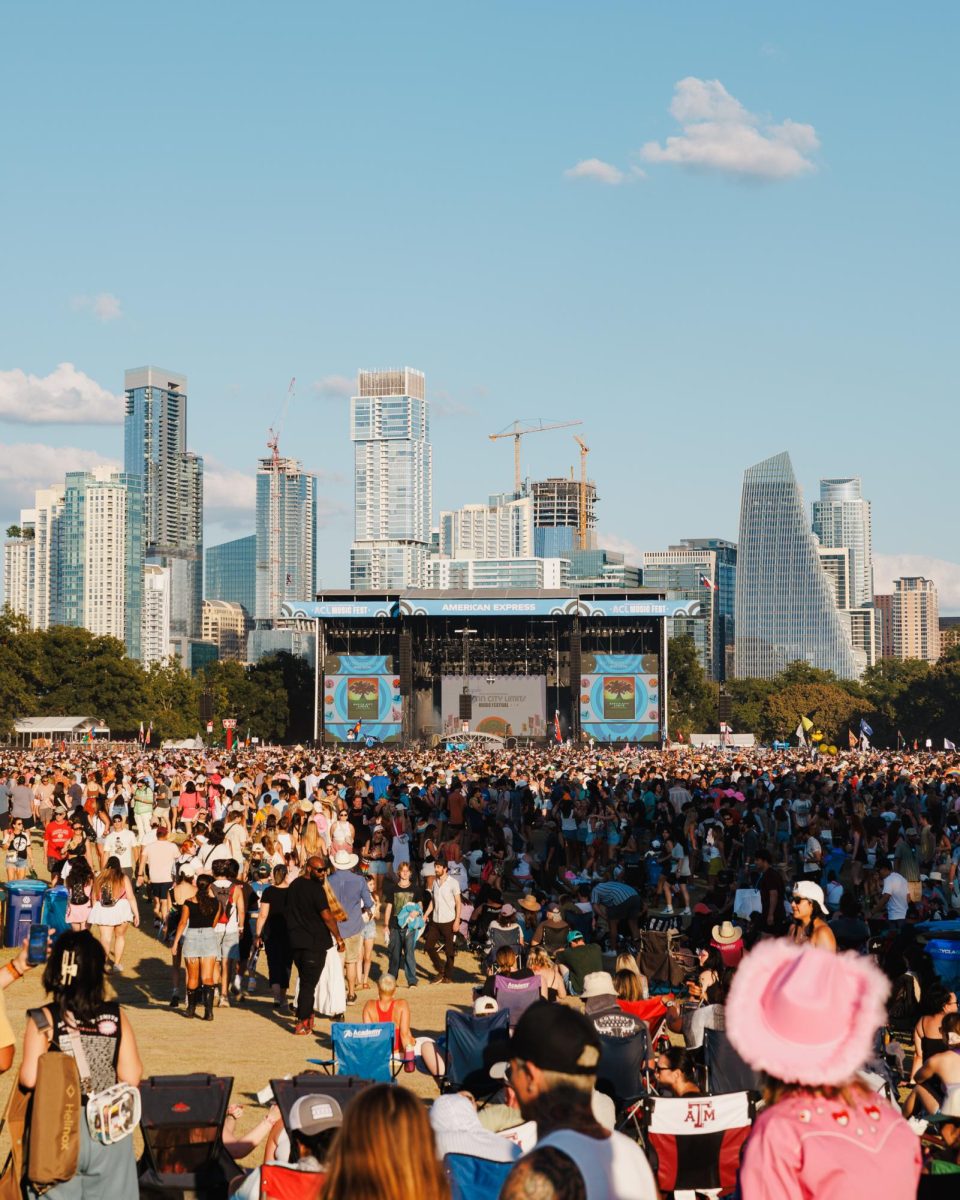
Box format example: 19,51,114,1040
150,883,172,900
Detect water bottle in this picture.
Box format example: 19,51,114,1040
403,1046,415,1073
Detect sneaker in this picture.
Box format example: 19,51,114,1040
681,907,692,916
217,994,230,1008
662,906,675,914
112,963,123,974
169,993,181,1008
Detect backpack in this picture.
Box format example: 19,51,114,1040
99,881,115,908
25,1010,82,1187
214,884,236,926
69,876,89,907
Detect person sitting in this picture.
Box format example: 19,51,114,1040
485,903,525,966
481,945,535,998
529,901,571,954
234,1092,343,1199
580,972,649,1043
710,920,745,969
905,1011,960,1117
654,1046,701,1097
361,973,414,1057
556,929,603,997
828,891,871,952
527,946,568,1001
429,1093,522,1164
910,985,957,1085
788,881,837,951
614,952,649,998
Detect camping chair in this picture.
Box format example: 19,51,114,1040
485,923,524,968
702,1028,762,1095
258,1163,326,1200
632,1091,757,1200
307,1022,400,1084
441,1007,511,1097
493,974,541,1029
444,1153,514,1200
595,1028,650,1112
270,1072,374,1131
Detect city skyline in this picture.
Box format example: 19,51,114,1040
1,5,958,607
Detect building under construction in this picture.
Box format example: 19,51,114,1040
254,454,317,620
531,476,598,555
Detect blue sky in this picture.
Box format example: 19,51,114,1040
1,3,958,605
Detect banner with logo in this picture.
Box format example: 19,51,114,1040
440,675,547,739
580,653,660,743
324,654,403,743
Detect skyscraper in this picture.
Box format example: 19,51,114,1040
350,368,432,589
124,367,203,640
642,539,736,680
142,564,171,665
55,467,144,659
530,476,596,557
31,486,65,630
734,452,858,680
255,455,316,620
438,495,533,559
205,534,256,617
812,477,873,608
875,577,940,662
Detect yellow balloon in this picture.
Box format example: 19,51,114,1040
827,745,838,755
811,730,823,742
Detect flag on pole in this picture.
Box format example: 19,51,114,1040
946,738,957,751
848,729,858,749
795,722,806,746
913,739,918,751
859,718,873,738
800,715,814,733
145,721,152,746
554,710,562,744
699,573,718,591
138,721,144,745
348,719,362,741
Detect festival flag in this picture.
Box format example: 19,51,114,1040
138,720,144,745
347,719,362,742
554,710,562,744
859,718,873,738
848,729,858,749
699,573,718,591
913,739,918,751
800,715,814,733
946,738,957,751
145,721,152,746
795,722,806,746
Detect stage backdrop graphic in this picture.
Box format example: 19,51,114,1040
580,653,660,743
324,654,403,743
440,675,547,739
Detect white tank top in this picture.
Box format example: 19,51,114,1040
535,1129,657,1199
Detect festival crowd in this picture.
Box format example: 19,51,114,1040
0,739,959,1198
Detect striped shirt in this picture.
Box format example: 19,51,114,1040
590,881,638,907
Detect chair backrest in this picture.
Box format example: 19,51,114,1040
444,1153,514,1200
487,924,523,962
595,1029,649,1109
259,1164,326,1200
331,1023,394,1084
444,1008,511,1094
493,975,541,1028
703,1028,762,1096
639,1091,755,1195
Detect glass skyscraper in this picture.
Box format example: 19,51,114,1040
812,477,874,608
734,452,857,680
255,458,316,620
350,368,432,589
124,367,203,642
205,534,256,617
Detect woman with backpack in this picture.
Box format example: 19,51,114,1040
18,930,143,1199
89,856,139,973
170,874,221,1020
66,858,94,931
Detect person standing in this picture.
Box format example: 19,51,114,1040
137,824,180,933
89,856,140,973
382,860,425,988
423,859,461,985
325,849,372,1005
43,808,74,875
284,855,344,1035
99,813,138,879
255,864,293,1014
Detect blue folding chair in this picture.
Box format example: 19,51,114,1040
308,1022,399,1084
444,1153,514,1200
442,1008,511,1097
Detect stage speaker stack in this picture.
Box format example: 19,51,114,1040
398,633,413,696
459,691,473,720
568,628,581,690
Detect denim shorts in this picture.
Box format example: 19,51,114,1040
216,929,241,960
183,926,219,960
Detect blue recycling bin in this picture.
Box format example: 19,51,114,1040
42,885,69,936
5,880,48,948
927,939,960,990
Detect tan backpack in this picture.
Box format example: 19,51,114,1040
25,1009,83,1187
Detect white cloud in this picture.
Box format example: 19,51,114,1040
70,292,123,322
564,158,627,186
0,442,121,517
0,363,123,425
313,374,354,400
641,76,819,180
874,554,960,614
597,531,644,564
202,457,256,531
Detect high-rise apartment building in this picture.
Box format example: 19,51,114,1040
124,367,203,640
875,577,940,662
642,539,737,680
567,549,642,590
255,457,316,620
734,452,858,680
438,495,533,560
2,513,35,622
530,477,597,557
350,368,432,589
202,599,251,662
205,534,256,617
427,556,569,590
142,564,171,665
812,478,873,608
56,467,144,659
31,487,66,630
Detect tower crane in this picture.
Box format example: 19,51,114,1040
574,434,590,549
266,377,296,619
489,417,582,497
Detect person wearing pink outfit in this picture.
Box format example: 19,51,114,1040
726,939,921,1200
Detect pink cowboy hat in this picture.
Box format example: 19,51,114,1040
726,940,889,1087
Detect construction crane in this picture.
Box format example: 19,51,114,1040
489,417,583,497
266,377,296,619
574,434,590,549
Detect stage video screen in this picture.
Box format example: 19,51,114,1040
441,675,547,739
580,653,660,743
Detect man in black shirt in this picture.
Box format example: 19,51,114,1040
284,856,344,1034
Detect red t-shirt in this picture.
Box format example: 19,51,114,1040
44,820,74,861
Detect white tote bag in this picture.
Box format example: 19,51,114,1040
293,944,347,1016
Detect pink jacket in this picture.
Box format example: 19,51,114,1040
739,1091,921,1200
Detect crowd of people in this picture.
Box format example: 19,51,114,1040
1,739,959,1196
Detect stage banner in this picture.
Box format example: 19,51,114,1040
580,653,660,743
324,654,403,743
440,675,547,739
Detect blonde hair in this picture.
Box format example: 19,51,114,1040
378,974,397,996
322,1084,449,1200
527,947,553,971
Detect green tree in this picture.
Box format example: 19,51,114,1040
725,676,775,735
759,681,862,745
31,626,147,736
0,609,38,734
668,635,717,737
144,659,201,741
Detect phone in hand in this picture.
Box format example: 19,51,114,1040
27,923,49,966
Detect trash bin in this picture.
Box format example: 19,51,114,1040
41,885,69,936
5,880,48,948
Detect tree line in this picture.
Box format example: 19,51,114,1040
668,633,960,747
0,612,315,744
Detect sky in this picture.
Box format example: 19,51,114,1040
1,3,958,606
